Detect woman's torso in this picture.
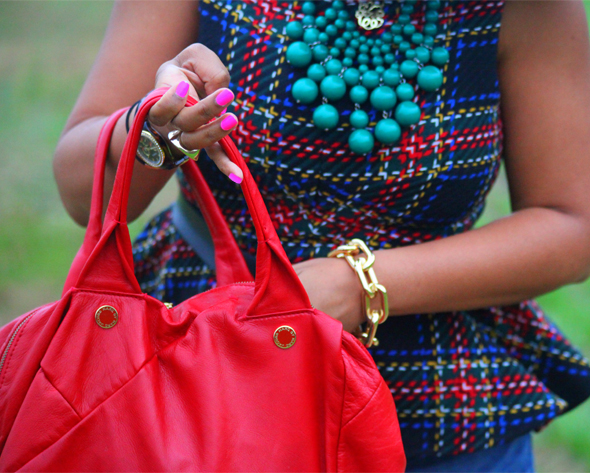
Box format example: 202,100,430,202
133,0,590,463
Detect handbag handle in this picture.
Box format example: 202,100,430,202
70,88,312,317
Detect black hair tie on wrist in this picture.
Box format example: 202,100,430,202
125,99,143,133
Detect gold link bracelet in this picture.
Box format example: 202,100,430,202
327,238,389,348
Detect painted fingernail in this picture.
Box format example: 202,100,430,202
216,89,234,107
220,108,227,115
220,114,238,131
175,81,189,99
229,172,242,184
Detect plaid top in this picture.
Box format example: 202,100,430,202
133,0,590,463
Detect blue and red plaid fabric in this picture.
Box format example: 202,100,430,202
132,0,590,463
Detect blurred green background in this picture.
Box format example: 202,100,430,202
0,1,589,470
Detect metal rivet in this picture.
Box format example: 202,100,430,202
273,326,296,349
95,305,118,329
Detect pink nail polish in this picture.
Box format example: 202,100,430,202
175,81,189,99
216,89,234,107
221,114,238,131
229,172,242,184
220,108,227,115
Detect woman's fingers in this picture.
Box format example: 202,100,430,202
177,112,239,151
203,141,244,184
172,88,234,131
148,81,191,127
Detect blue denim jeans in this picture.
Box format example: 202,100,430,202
406,434,534,473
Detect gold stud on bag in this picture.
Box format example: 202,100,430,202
327,238,389,348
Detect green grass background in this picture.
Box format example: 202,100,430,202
0,1,589,470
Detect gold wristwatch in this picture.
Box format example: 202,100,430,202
137,121,200,170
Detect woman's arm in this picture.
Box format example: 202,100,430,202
295,1,590,332
54,1,242,226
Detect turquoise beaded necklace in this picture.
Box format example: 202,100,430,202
285,0,449,155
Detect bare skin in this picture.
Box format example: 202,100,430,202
54,1,590,333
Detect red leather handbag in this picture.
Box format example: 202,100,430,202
0,88,406,472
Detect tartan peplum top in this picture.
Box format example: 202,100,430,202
132,0,590,463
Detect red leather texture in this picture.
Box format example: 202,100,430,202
0,88,406,472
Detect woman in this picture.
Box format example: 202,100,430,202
54,1,590,470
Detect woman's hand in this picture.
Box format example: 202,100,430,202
292,257,366,333
147,43,244,183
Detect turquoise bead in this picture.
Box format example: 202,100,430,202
380,44,391,54
415,46,430,64
425,10,438,23
333,0,345,10
382,32,393,43
348,129,374,154
391,62,400,70
325,8,337,20
350,85,369,104
405,49,416,60
394,35,403,45
423,36,435,47
403,24,416,36
313,104,339,129
398,14,411,24
423,23,437,36
384,53,395,64
286,42,312,67
315,16,327,29
346,21,357,31
367,38,375,46
375,118,401,144
338,9,349,19
325,59,343,75
361,70,380,89
400,59,419,78
343,57,353,67
350,39,360,49
329,47,340,57
286,21,303,40
302,2,316,15
335,18,346,29
372,56,384,66
303,28,320,44
302,15,315,27
370,46,381,56
318,32,330,43
391,24,402,35
359,44,370,54
312,44,329,62
320,75,347,101
358,53,370,65
375,39,383,46
401,4,414,14
343,31,352,41
326,24,338,36
375,65,385,74
431,47,450,66
370,86,397,111
344,47,356,58
292,78,318,104
394,101,421,126
383,68,401,87
411,32,424,45
334,37,348,50
359,36,367,44
399,41,411,53
359,64,369,73
343,68,361,86
396,83,414,101
350,110,369,129
307,64,326,82
417,65,443,91
427,0,441,10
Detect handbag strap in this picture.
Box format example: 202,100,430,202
69,88,312,317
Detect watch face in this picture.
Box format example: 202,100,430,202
138,130,165,168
